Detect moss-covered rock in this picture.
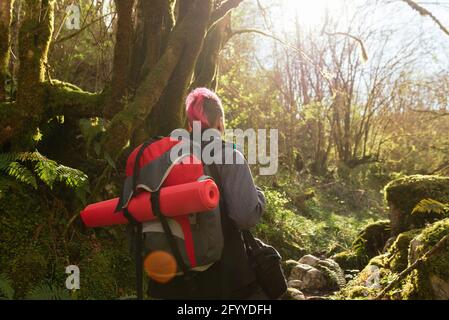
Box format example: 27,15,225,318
401,218,449,300
332,220,391,271
337,219,449,300
385,229,421,273
384,175,449,235
289,255,346,293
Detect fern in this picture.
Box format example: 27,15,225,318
26,283,74,300
0,274,14,300
412,198,449,217
0,151,88,191
0,152,19,170
7,162,38,189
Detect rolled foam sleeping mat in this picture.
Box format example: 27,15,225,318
80,179,219,228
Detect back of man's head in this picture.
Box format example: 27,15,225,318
186,88,224,130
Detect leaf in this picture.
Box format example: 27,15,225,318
104,152,116,170
0,152,18,170
0,274,15,300
7,162,37,189
412,199,449,216
26,284,74,300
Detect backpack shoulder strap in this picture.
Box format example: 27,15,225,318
122,136,163,300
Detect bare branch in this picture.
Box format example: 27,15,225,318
324,31,369,62
401,0,449,36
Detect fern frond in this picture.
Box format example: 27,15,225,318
0,274,15,300
0,152,18,170
412,198,449,216
26,284,74,300
55,165,88,188
0,150,88,191
33,153,58,188
32,151,88,189
7,162,37,189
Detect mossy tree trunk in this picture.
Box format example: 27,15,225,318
1,0,244,181
101,0,244,156
0,0,14,101
103,0,135,119
0,0,104,149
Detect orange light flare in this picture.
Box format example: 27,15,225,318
144,251,177,284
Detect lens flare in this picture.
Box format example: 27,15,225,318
144,251,177,284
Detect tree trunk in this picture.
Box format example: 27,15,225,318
0,0,14,101
103,0,135,119
102,0,212,156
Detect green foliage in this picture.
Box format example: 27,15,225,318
254,187,376,260
0,150,88,192
78,117,107,158
412,199,449,217
332,220,391,271
386,229,420,273
0,274,15,300
25,283,74,300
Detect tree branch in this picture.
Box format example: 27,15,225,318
229,28,333,85
324,31,368,62
45,80,105,119
53,11,117,44
401,0,449,36
410,108,449,118
210,0,243,28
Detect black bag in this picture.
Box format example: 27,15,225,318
242,231,287,300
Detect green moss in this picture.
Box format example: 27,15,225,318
0,176,134,299
44,80,104,118
332,220,390,271
10,249,47,298
341,285,374,300
333,251,364,271
384,175,449,234
386,229,421,273
315,259,346,290
401,219,449,299
77,232,134,300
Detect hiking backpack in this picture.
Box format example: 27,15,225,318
115,136,224,299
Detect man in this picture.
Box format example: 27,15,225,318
147,88,267,299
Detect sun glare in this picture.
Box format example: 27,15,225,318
283,0,342,27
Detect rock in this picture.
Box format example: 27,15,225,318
287,280,304,290
307,268,329,288
332,220,391,271
429,275,449,300
298,254,320,266
340,218,449,300
386,229,420,273
408,237,423,264
384,175,449,236
402,218,449,300
289,255,346,292
284,288,306,300
317,258,346,288
289,263,313,280
306,295,330,300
